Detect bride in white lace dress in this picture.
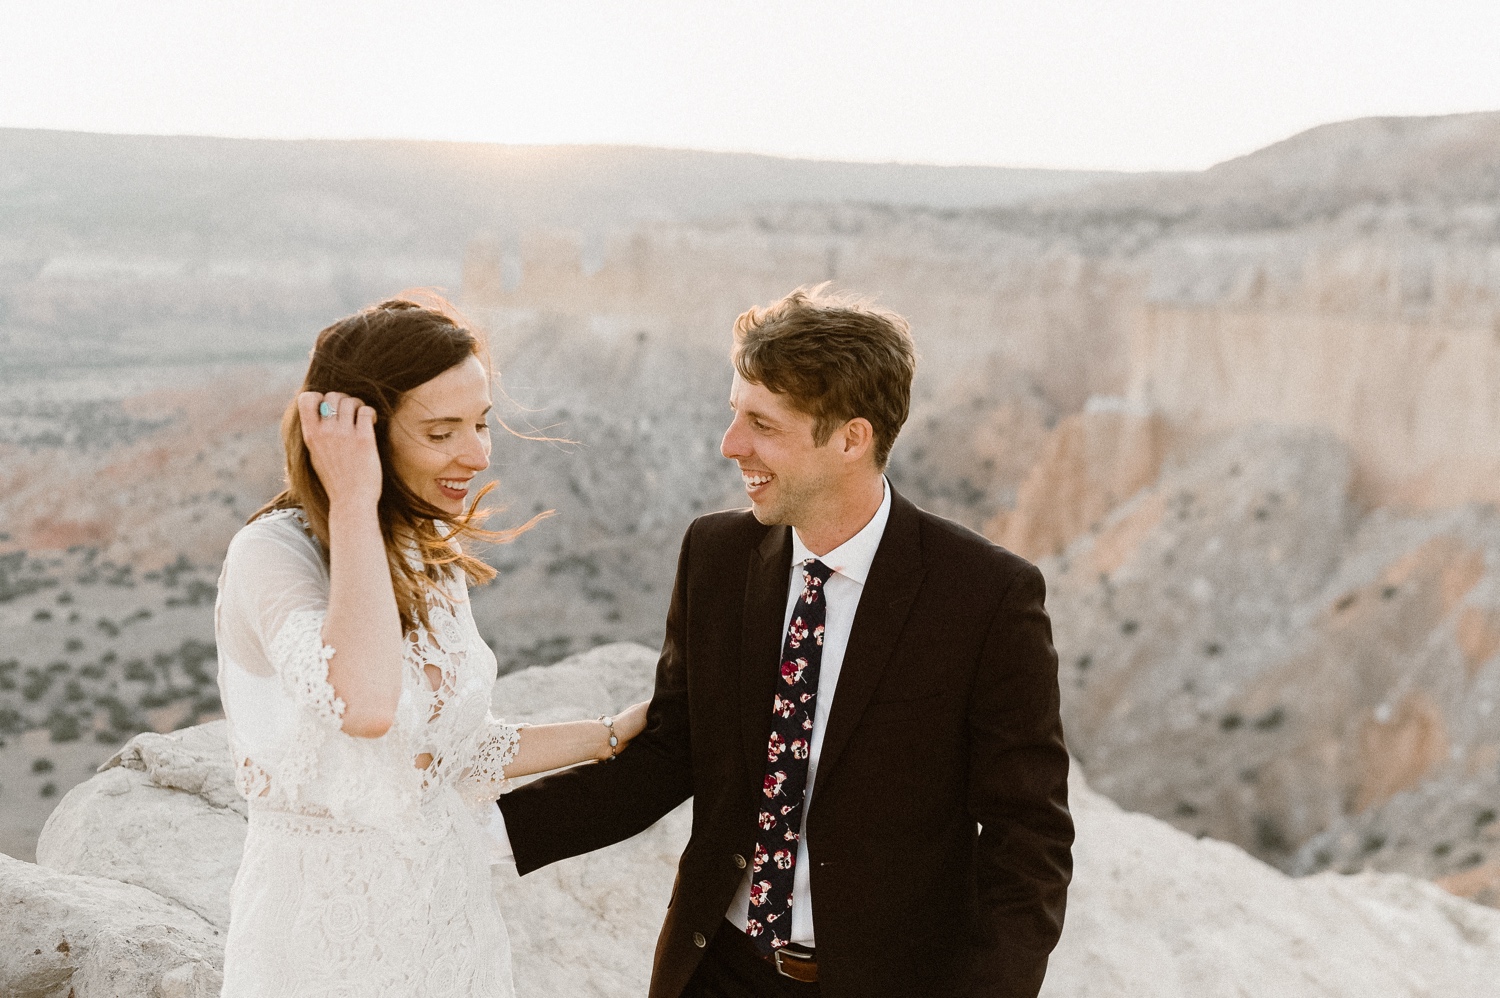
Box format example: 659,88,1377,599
214,298,647,997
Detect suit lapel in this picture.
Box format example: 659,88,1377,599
740,523,792,786
812,489,926,794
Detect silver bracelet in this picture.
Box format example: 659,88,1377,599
598,714,619,759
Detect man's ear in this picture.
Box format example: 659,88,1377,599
841,418,875,463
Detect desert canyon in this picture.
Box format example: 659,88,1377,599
3,113,1500,994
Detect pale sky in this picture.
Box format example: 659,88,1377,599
5,0,1500,172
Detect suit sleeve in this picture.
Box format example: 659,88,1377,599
966,559,1074,996
497,523,696,875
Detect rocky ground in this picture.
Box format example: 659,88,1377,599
4,643,1498,998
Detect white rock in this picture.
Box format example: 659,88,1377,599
36,722,246,929
1042,764,1500,997
492,641,659,726
0,852,223,998
11,640,1500,997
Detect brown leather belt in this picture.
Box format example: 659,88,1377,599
771,944,818,983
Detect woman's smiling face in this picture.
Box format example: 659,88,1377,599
388,355,493,515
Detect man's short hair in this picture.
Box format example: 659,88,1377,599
732,285,916,470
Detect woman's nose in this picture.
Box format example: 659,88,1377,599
460,434,490,470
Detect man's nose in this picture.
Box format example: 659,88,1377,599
721,418,749,461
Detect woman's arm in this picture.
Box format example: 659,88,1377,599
298,391,405,739
505,701,649,779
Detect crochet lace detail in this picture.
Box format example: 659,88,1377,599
217,511,521,997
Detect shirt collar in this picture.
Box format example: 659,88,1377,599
790,477,891,587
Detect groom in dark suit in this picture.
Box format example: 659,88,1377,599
498,286,1073,998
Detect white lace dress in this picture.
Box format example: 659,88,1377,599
214,509,521,998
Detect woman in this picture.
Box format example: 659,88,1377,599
214,297,647,997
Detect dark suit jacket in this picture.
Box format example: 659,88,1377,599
499,487,1074,998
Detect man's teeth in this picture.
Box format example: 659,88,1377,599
743,474,771,487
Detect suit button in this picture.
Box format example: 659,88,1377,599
693,931,707,948
733,853,747,869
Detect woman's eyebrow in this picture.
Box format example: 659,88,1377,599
420,405,493,425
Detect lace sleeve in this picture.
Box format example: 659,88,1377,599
267,609,346,726
458,712,524,803
216,513,412,818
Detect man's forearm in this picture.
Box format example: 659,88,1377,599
499,707,693,874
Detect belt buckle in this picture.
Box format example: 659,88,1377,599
772,944,817,983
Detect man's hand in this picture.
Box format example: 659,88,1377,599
297,391,382,511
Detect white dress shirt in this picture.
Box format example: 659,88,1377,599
726,477,892,946
489,479,893,951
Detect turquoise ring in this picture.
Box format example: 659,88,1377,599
318,401,337,419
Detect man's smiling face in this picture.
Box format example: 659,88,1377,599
720,373,842,529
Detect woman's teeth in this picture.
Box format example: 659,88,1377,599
438,479,469,493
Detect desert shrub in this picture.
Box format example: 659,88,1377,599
1254,707,1286,731
39,782,56,797
46,709,81,742
166,579,216,607
93,694,134,733
1254,816,1290,853
21,669,52,701
64,637,84,653
179,639,217,685
31,757,54,774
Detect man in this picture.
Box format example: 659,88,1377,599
498,287,1073,997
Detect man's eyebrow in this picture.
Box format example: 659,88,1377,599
739,407,778,424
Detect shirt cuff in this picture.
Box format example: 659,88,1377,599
483,800,518,867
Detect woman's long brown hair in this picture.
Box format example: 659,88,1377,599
252,294,548,635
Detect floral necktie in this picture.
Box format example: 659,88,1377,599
748,558,833,954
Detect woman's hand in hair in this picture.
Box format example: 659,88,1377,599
297,391,383,512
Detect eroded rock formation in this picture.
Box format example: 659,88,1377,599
1044,423,1500,892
